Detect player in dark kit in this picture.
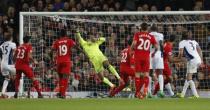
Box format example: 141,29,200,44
14,36,43,98
52,29,76,98
109,40,135,97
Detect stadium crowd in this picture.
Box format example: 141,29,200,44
0,0,210,94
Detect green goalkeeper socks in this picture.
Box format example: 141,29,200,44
103,77,114,87
108,65,121,79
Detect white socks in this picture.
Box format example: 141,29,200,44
2,79,10,95
189,80,199,97
181,80,199,97
148,76,152,94
165,83,174,96
19,75,24,96
181,80,189,96
158,74,164,91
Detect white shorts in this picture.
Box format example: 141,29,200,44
1,64,16,76
187,58,201,74
150,51,164,69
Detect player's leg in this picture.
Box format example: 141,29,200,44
58,74,69,98
110,70,129,97
24,68,43,98
188,61,200,98
143,72,150,97
164,75,175,97
18,74,24,97
103,60,121,81
57,63,71,98
187,73,199,97
148,56,154,97
154,55,164,97
157,69,164,94
14,70,22,98
147,73,153,97
92,59,115,89
141,59,151,98
1,70,10,98
97,72,114,88
134,60,145,99
180,61,199,98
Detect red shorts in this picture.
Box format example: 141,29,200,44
135,58,150,73
163,62,172,77
120,65,135,83
16,65,34,79
57,62,71,74
120,65,135,77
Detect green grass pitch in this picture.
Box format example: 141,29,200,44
0,98,209,110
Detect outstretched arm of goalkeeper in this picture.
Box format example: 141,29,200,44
75,30,86,45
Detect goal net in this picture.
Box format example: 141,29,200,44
19,11,210,98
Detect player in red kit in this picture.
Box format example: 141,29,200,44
153,35,184,97
14,36,43,98
109,40,135,97
52,29,76,98
131,23,158,99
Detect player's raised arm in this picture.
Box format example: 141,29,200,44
75,30,86,45
178,43,184,58
131,33,138,52
96,32,106,45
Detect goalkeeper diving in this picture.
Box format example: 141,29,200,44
75,29,124,91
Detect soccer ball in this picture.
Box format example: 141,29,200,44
122,87,131,92
53,15,60,22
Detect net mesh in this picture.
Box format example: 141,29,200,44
21,13,210,97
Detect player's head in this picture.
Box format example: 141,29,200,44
3,30,12,41
59,29,66,37
23,35,31,43
89,34,97,42
140,22,148,31
182,30,192,40
168,35,176,43
150,24,158,32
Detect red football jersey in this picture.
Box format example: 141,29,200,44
52,37,75,63
163,42,173,63
15,43,32,66
120,46,134,67
133,32,157,59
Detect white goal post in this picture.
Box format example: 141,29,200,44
18,11,210,98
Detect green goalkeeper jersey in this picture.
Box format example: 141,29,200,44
76,33,105,59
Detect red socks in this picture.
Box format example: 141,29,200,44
143,76,149,94
135,77,140,95
135,77,144,95
33,80,42,95
59,78,68,97
111,82,126,96
15,73,21,93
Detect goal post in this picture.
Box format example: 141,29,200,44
19,11,210,98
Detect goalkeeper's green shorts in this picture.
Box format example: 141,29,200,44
90,55,108,73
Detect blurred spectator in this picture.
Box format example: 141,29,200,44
21,3,29,11
151,5,158,11
37,0,44,11
53,0,64,11
63,2,70,11
142,4,149,11
105,37,119,59
165,6,172,11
